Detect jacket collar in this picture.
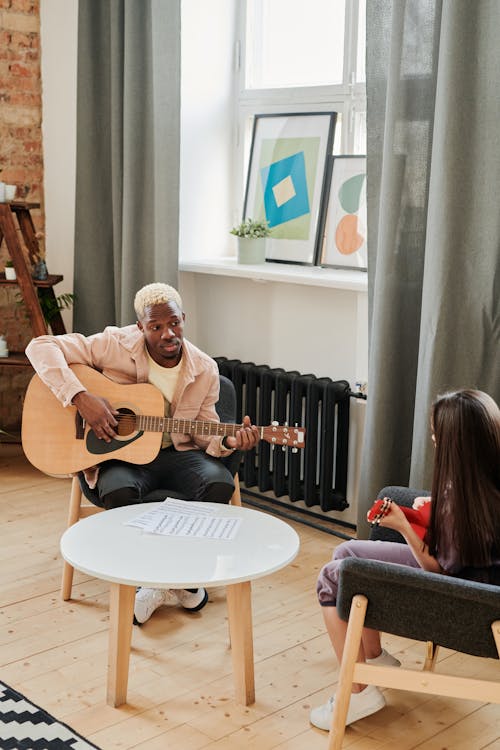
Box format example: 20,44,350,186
119,325,204,383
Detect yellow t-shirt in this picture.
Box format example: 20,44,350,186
146,352,182,449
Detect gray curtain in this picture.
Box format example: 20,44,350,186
359,0,500,534
74,0,181,333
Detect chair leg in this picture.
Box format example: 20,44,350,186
492,620,500,658
61,476,83,601
423,641,439,671
61,562,75,602
229,472,242,506
328,594,368,750
62,476,104,600
226,472,243,648
61,477,82,602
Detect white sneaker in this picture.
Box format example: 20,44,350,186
310,684,385,730
133,587,209,624
366,648,401,667
133,587,179,624
176,588,208,611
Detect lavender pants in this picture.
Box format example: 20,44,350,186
316,539,421,606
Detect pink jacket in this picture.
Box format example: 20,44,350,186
25,325,232,458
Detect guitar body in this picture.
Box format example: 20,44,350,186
22,365,164,475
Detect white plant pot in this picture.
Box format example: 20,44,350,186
5,185,16,201
237,237,267,264
5,266,16,280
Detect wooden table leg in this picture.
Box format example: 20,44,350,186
107,582,135,707
226,581,255,705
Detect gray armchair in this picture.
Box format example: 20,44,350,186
326,486,500,749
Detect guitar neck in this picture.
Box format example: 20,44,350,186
136,416,248,439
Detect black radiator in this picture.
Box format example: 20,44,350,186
215,357,351,512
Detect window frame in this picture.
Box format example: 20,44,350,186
233,0,366,226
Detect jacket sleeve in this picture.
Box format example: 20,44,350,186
25,331,110,407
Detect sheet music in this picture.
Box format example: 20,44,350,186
125,498,241,540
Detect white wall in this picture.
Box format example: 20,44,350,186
40,0,78,331
179,0,237,261
179,273,367,383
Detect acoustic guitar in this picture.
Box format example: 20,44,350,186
21,364,306,476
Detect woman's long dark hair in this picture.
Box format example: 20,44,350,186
426,389,500,568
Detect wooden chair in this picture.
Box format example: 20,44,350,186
327,486,500,749
61,375,243,600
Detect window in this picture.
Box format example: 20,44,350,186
245,0,346,89
234,0,366,220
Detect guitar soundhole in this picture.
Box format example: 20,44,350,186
116,407,137,437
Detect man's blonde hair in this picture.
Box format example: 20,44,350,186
134,283,183,320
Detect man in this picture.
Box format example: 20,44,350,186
26,282,260,623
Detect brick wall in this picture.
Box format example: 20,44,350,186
0,0,44,438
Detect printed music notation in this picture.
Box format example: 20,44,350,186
125,498,241,541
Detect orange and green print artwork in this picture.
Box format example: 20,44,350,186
335,173,366,255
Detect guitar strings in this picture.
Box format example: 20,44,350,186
113,413,239,434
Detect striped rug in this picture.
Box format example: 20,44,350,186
0,680,101,749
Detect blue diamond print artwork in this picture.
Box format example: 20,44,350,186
243,113,337,262
260,152,310,228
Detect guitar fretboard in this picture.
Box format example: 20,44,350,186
135,416,242,437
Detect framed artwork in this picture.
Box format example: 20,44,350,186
320,155,367,271
242,112,337,265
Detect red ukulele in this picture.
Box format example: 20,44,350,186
367,497,431,540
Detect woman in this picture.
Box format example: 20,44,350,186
310,389,500,730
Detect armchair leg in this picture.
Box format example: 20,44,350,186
424,641,439,671
227,472,243,649
230,472,242,506
61,476,83,601
61,475,103,600
491,620,500,658
328,594,368,750
61,562,75,602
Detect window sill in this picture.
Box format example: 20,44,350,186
179,257,368,292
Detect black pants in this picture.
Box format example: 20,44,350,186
94,447,236,510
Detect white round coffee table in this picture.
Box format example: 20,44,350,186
60,502,300,707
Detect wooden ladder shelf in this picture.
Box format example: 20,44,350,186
0,201,66,366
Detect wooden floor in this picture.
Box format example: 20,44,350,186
2,444,500,750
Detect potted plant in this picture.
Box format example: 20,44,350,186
230,218,271,264
15,291,76,326
4,260,16,280
39,291,76,323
